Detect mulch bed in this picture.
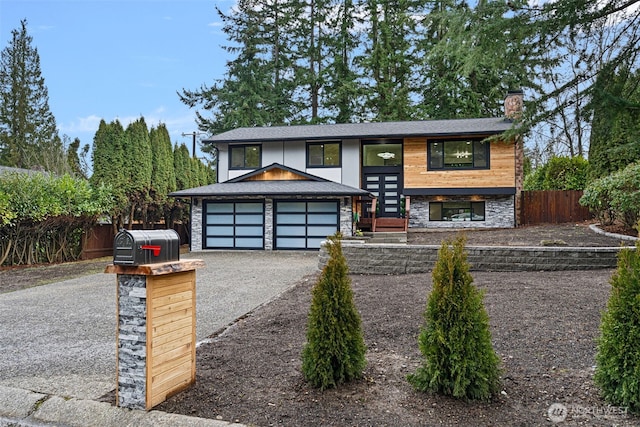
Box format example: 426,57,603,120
156,268,638,426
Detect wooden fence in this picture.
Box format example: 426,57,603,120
520,190,592,226
81,223,189,260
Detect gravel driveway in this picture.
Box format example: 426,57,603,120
0,251,318,400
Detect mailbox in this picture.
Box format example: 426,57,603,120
113,229,180,265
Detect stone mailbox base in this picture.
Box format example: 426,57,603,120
105,259,204,410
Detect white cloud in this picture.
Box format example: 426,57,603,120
59,114,102,135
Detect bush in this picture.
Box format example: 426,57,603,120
594,243,640,413
408,236,501,400
580,162,640,229
523,155,589,190
301,233,366,390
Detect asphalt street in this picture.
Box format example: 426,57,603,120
0,251,319,401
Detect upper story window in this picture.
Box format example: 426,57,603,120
230,144,261,170
428,139,489,170
307,142,341,167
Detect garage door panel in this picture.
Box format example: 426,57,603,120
307,201,337,212
206,226,234,236
206,237,234,248
236,226,263,236
204,201,264,249
236,215,263,225
275,200,339,250
235,237,263,248
277,237,307,249
277,226,306,236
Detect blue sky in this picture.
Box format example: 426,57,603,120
0,0,234,159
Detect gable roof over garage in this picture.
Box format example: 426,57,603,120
169,163,371,198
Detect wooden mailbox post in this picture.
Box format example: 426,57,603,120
105,259,204,410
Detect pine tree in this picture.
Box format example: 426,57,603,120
408,236,501,400
0,19,60,170
149,123,177,225
359,0,418,121
302,233,366,390
594,243,640,413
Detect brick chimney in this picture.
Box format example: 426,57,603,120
504,90,524,120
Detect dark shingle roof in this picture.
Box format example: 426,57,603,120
203,118,514,144
0,165,47,176
169,180,371,198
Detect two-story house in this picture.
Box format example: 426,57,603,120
170,91,524,251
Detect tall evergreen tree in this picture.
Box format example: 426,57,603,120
90,119,128,231
0,19,60,170
322,0,363,123
417,0,531,119
180,0,300,139
149,123,177,225
124,117,153,227
588,64,640,179
359,0,418,121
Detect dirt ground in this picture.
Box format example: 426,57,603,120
3,223,639,426
151,223,638,427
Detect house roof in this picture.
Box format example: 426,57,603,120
203,118,515,144
0,165,47,176
169,163,371,198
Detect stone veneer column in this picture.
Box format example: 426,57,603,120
116,274,148,409
340,198,354,237
264,199,273,250
190,200,203,251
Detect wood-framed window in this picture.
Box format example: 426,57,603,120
307,141,341,167
429,201,485,222
428,139,489,170
230,144,261,170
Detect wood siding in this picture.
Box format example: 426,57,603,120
403,137,516,189
146,270,196,408
244,169,309,181
521,190,591,225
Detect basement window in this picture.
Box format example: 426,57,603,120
429,201,485,222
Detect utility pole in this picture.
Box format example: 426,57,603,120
181,131,205,158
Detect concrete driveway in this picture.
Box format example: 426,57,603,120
0,251,319,400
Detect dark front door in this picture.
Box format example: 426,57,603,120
362,140,403,218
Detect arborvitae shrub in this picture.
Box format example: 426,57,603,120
408,236,501,400
301,233,366,390
594,242,640,413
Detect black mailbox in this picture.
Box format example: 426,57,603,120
113,229,180,265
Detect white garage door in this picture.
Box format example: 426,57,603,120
204,201,264,249
275,200,339,250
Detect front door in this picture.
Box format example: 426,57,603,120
362,140,403,218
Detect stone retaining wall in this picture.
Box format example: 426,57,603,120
319,242,631,274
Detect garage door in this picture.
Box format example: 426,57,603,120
204,201,264,249
275,201,339,250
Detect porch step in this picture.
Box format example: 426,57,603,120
362,231,407,244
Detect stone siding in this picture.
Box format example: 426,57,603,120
117,274,147,409
190,201,203,252
320,242,629,273
264,199,273,250
340,200,354,237
409,195,515,229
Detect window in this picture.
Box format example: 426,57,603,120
429,201,485,222
362,141,402,167
307,142,341,167
230,145,261,169
428,139,489,170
